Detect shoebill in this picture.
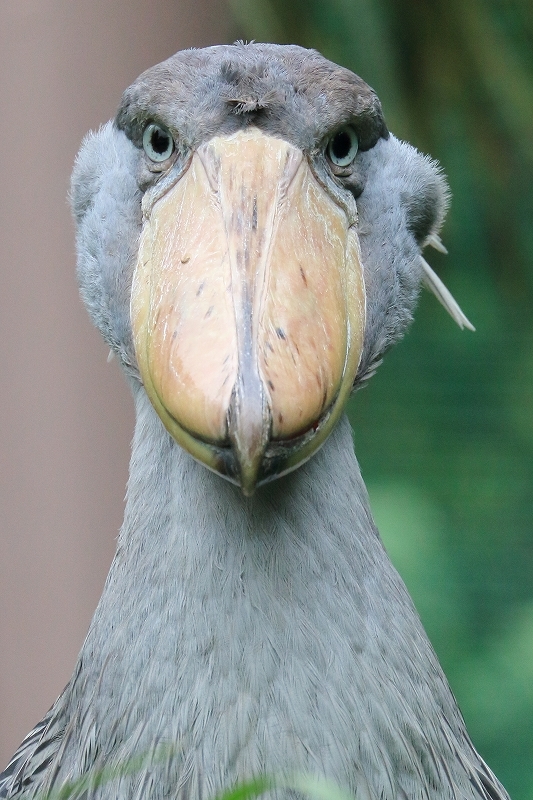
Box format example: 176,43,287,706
0,43,509,800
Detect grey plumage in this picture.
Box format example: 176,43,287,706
0,43,508,800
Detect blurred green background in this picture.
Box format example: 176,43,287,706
229,1,533,797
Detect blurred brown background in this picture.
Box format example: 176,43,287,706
0,0,231,767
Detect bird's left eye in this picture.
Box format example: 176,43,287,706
326,126,359,167
143,123,174,162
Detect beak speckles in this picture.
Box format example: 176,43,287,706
131,129,366,492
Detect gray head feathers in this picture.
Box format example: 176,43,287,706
72,41,464,391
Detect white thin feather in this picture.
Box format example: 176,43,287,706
420,257,475,331
426,233,448,254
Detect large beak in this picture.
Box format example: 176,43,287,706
131,129,365,494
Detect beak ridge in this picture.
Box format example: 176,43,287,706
131,129,366,492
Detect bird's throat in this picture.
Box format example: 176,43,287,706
58,396,474,799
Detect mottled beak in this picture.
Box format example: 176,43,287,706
131,129,365,494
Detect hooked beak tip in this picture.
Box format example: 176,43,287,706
228,382,271,496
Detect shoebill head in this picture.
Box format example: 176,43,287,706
71,43,471,495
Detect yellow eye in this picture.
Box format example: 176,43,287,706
326,126,359,167
142,123,174,162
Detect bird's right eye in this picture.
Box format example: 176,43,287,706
326,126,359,168
142,123,174,162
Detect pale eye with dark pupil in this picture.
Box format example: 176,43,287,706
326,126,359,168
332,132,351,159
151,129,170,154
143,122,174,162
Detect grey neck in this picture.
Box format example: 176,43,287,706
54,386,483,800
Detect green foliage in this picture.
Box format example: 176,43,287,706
212,774,353,800
230,2,533,798
37,752,354,800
